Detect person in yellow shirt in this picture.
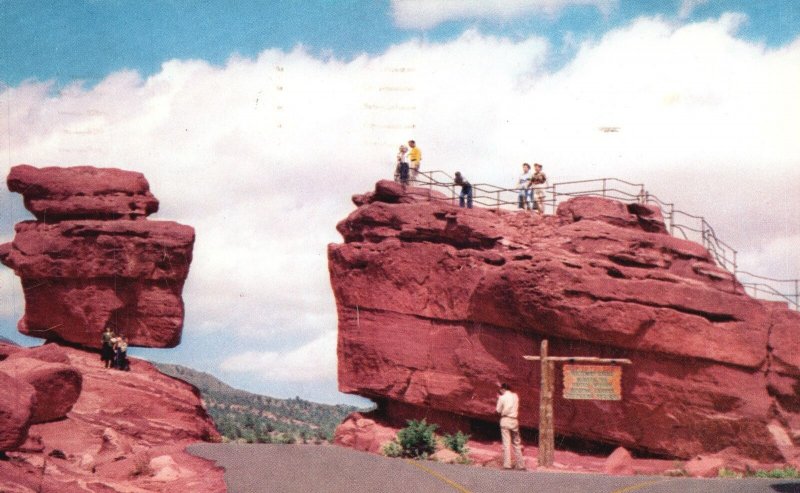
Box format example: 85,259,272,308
408,140,422,183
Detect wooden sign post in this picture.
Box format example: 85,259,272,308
523,339,632,468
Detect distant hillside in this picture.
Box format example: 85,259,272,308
154,362,362,443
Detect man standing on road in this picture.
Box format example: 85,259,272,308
496,383,526,470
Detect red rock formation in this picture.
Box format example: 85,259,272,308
0,371,36,452
7,164,158,221
0,342,224,492
329,180,800,466
0,357,82,423
0,164,194,348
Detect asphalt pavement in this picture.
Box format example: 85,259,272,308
188,443,800,493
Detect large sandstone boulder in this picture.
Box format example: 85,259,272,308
0,357,82,423
0,372,35,452
7,164,158,220
329,180,800,465
0,165,194,348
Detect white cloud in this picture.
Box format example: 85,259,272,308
391,0,616,29
0,270,24,318
219,331,337,382
1,15,799,398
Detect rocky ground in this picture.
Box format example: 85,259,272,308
0,342,225,493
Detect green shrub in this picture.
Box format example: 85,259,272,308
381,440,403,458
397,419,438,458
442,431,470,455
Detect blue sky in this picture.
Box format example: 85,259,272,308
2,1,799,406
4,0,799,86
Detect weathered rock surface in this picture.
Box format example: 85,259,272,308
0,164,194,348
7,164,159,220
0,342,224,493
0,370,36,452
0,357,82,423
329,180,800,467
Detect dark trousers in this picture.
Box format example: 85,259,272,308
459,185,473,208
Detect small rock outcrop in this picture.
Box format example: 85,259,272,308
0,342,224,492
329,180,800,467
0,164,194,348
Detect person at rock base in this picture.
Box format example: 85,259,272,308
395,144,409,186
114,336,129,371
496,382,526,470
529,163,547,214
100,326,116,369
408,139,422,183
454,171,472,208
516,163,533,210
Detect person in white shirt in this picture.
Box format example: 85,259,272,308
516,163,533,210
496,382,526,470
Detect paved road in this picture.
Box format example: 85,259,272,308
188,443,800,493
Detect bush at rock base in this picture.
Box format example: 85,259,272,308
381,440,403,458
396,419,437,459
442,431,471,455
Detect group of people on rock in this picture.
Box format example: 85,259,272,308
514,162,547,213
100,326,130,371
393,139,422,186
391,141,548,213
452,162,548,212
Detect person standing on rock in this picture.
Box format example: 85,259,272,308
408,140,422,183
496,382,526,470
454,172,473,208
516,163,533,210
529,163,547,214
395,144,409,186
114,336,129,371
101,326,115,369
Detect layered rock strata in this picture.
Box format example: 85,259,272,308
329,180,800,465
0,165,194,348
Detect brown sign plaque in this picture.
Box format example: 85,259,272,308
562,364,622,401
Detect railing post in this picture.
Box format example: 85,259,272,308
669,204,674,236
551,184,557,213
496,191,500,211
701,219,708,251
602,178,607,198
791,279,799,310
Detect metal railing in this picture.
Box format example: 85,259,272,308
404,170,799,311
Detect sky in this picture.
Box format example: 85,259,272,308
1,0,799,406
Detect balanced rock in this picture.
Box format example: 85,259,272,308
329,181,800,464
0,165,194,348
